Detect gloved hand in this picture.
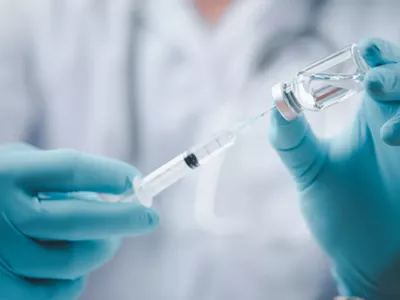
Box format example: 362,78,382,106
0,143,159,300
269,38,400,300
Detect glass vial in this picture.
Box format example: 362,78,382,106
272,44,370,120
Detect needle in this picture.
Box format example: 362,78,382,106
234,104,276,134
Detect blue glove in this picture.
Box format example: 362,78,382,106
0,143,159,300
269,38,400,300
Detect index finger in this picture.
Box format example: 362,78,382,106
13,199,159,241
13,149,139,195
359,37,400,67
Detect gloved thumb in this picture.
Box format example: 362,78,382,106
268,108,326,188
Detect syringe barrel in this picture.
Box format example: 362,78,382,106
135,130,238,207
135,155,193,206
190,130,236,164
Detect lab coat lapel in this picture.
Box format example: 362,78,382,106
82,0,136,160
39,0,136,159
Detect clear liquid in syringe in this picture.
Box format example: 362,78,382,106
129,105,275,207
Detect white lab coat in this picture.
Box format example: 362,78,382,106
0,1,399,300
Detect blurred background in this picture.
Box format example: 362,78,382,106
0,0,399,299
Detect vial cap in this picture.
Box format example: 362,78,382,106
271,82,299,121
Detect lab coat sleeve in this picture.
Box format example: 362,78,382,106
0,0,38,143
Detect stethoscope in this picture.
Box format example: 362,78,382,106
127,0,337,234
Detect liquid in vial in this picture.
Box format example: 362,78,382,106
273,44,370,120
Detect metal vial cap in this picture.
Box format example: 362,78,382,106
271,82,299,121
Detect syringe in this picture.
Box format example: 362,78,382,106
127,106,275,207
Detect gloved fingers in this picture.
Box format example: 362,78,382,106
364,63,400,101
14,149,139,195
37,191,105,202
1,213,121,280
268,108,327,188
361,58,400,144
380,110,400,145
0,272,85,300
0,142,38,153
14,199,159,241
359,37,400,67
18,238,119,280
